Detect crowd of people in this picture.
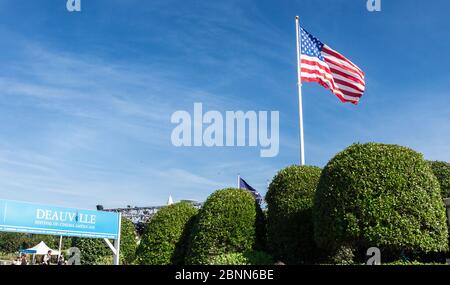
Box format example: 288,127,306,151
11,250,66,265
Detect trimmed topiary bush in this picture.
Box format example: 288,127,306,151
120,217,137,265
136,202,198,265
265,165,322,264
185,188,265,265
208,250,274,265
428,160,450,199
314,143,448,263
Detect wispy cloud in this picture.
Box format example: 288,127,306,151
0,33,284,207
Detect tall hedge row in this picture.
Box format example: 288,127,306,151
265,165,321,264
185,188,265,265
428,160,450,199
136,202,198,265
120,217,138,265
313,143,448,263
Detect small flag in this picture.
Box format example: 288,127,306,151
300,27,366,104
239,178,263,204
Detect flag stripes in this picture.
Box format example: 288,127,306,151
299,28,366,104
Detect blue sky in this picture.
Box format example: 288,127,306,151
0,0,448,208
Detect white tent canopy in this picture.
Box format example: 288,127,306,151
25,241,60,255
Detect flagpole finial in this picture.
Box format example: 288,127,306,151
296,16,299,20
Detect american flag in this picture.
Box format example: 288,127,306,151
300,27,365,104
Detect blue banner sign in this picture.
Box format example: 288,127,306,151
0,199,120,239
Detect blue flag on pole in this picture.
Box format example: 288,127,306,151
239,177,263,204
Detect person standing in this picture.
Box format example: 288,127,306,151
43,250,52,265
57,254,65,265
21,254,28,265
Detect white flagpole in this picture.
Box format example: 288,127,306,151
295,16,305,166
237,174,241,189
57,235,62,261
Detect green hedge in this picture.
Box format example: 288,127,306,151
384,260,448,265
313,143,448,263
428,160,450,199
136,202,198,265
71,217,137,265
208,250,273,265
265,165,322,264
185,188,265,265
120,217,138,265
92,255,113,265
71,237,111,265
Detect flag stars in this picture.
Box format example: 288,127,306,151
300,27,324,61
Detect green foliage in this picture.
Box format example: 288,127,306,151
328,245,355,265
208,250,274,265
185,188,265,265
72,237,111,265
313,143,448,263
27,235,72,251
92,255,114,265
136,202,198,265
265,165,322,264
428,160,450,199
0,233,71,254
384,260,448,265
0,233,29,253
120,217,137,265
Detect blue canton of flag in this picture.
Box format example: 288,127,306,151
301,28,325,61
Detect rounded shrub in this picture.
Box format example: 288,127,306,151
185,188,265,265
120,217,137,265
208,250,273,265
314,143,448,263
265,165,322,264
136,202,198,265
428,160,450,199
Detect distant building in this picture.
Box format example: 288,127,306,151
99,198,203,235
